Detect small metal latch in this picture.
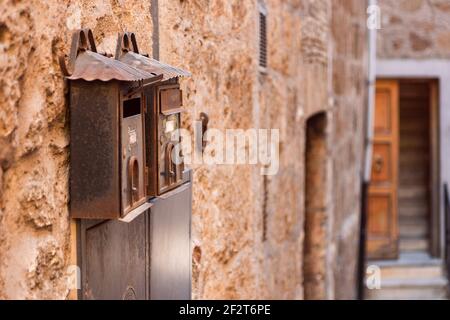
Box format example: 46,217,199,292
128,156,140,204
59,29,97,77
196,112,209,153
165,142,177,184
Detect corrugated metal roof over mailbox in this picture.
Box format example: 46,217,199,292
115,32,191,82
60,29,162,83
67,50,159,82
119,51,191,82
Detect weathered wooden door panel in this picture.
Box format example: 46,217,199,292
367,80,399,260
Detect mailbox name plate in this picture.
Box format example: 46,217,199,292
160,87,183,114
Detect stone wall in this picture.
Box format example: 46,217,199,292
0,0,155,300
159,0,367,300
378,0,450,59
0,0,367,299
330,0,367,299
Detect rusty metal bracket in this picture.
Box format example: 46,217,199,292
165,142,176,184
115,32,140,59
200,112,209,152
195,112,209,154
60,29,97,77
128,156,140,205
115,32,150,59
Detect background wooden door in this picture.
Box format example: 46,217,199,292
367,80,399,260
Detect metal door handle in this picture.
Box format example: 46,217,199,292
128,156,139,205
165,143,177,184
373,154,384,173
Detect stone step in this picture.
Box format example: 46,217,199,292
399,205,428,218
365,277,448,300
400,146,428,154
400,140,428,149
399,238,429,252
399,163,428,173
380,265,443,280
399,216,428,224
398,187,428,199
399,170,428,185
399,198,428,208
400,110,429,121
371,252,441,267
400,135,428,145
399,156,430,166
399,219,428,238
366,285,448,300
400,128,428,136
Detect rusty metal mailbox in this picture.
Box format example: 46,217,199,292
62,29,162,219
115,32,191,196
70,30,192,300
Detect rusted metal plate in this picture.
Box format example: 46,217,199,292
70,81,121,219
160,87,183,114
67,50,159,82
80,213,148,300
119,51,191,82
78,171,192,300
149,181,192,300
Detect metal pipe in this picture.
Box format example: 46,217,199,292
364,0,378,183
151,0,160,60
357,0,378,300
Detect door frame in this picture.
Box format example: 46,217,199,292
430,81,440,258
377,59,447,258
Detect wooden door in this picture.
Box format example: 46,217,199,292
367,80,399,260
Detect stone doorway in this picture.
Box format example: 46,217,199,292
365,79,447,300
303,112,328,300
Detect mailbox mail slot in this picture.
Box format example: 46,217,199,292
121,95,147,214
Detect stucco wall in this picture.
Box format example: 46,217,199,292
0,0,367,299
